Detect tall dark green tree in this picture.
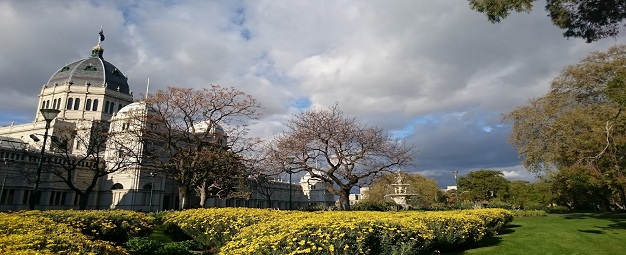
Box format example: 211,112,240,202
504,45,626,210
458,170,510,202
468,0,626,42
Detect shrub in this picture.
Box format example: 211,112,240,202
351,201,399,211
523,202,546,211
485,201,513,210
0,213,128,255
20,210,155,245
162,208,289,249
156,241,195,255
220,211,434,255
546,205,570,214
415,211,486,248
512,210,547,217
163,222,192,242
461,209,513,236
126,237,163,255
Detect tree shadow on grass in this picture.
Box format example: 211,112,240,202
440,225,519,255
578,229,605,234
564,213,626,230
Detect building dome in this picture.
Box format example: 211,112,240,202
191,120,226,136
114,101,154,118
45,45,130,94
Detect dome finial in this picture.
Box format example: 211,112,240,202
91,27,105,58
91,45,104,58
98,26,105,46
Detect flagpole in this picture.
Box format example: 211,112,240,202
98,26,104,46
145,78,150,100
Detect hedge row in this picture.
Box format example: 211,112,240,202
0,210,156,254
0,213,128,255
163,208,513,254
21,210,155,245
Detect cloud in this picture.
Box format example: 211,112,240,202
1,0,625,186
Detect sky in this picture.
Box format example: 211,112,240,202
0,0,624,188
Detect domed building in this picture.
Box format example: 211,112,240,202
0,35,335,211
0,40,137,210
37,45,133,123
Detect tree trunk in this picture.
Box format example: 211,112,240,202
198,183,208,208
78,192,89,210
265,195,272,209
178,185,193,209
338,189,351,210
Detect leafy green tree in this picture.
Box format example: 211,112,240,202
506,180,553,209
468,0,626,42
550,165,613,210
458,170,510,202
504,45,626,210
362,172,442,209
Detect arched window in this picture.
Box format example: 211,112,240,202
118,104,123,112
56,99,61,109
45,100,50,109
109,102,115,113
111,183,124,190
104,101,110,113
92,99,99,111
85,99,92,111
53,99,57,109
74,98,80,110
66,98,73,109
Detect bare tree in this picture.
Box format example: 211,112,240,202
268,104,414,210
39,121,140,209
245,152,285,208
194,146,248,208
137,85,261,209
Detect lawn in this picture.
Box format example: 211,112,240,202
447,213,626,255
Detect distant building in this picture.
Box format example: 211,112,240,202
0,36,334,211
349,187,369,205
445,185,457,192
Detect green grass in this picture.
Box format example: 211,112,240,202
148,224,174,243
446,213,626,255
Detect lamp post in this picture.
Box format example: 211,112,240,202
1,158,14,206
286,156,296,210
452,170,460,209
149,172,155,212
288,170,292,210
29,108,60,210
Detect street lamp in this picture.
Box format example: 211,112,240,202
288,170,293,210
29,108,60,210
1,158,14,207
149,172,155,212
286,156,297,210
452,170,460,209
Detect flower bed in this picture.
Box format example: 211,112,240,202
0,212,128,255
20,210,155,245
162,208,513,254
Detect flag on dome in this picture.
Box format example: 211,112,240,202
99,28,105,42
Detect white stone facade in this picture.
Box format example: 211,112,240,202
0,41,335,211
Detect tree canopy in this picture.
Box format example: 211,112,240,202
362,172,442,209
458,170,510,202
268,104,414,210
138,85,261,209
38,121,140,209
468,0,626,42
504,45,626,210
